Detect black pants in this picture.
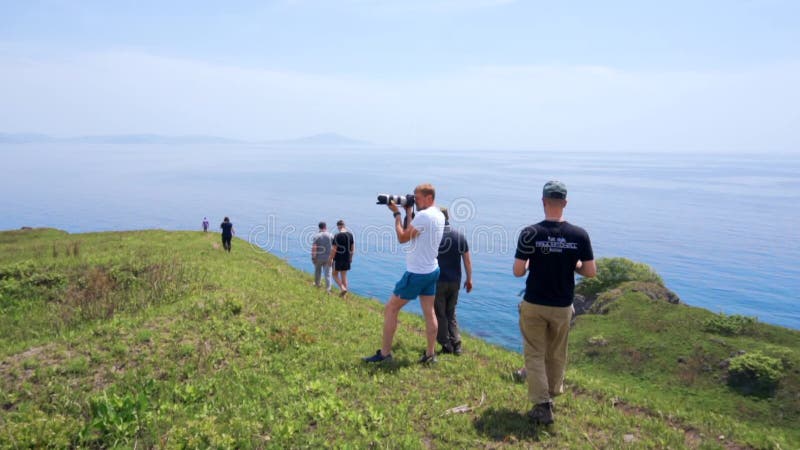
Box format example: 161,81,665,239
222,235,232,252
434,281,461,350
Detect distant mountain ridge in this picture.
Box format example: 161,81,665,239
0,132,370,146
264,132,370,146
67,134,244,145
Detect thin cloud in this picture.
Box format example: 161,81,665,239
285,0,518,14
0,49,798,152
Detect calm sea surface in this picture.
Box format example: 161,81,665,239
2,144,798,351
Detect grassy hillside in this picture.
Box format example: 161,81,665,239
1,229,798,449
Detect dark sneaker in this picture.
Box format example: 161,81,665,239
453,342,463,355
440,345,454,354
527,402,554,425
419,352,437,364
363,350,392,363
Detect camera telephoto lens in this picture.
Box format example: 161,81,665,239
376,194,415,207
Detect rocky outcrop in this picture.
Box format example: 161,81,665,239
573,281,681,317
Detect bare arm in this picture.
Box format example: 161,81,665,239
395,219,419,243
575,259,597,278
389,203,419,243
311,243,318,261
513,258,528,277
463,251,473,292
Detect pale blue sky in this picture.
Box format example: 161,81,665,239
1,0,799,151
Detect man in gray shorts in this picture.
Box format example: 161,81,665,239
311,222,334,293
363,183,445,364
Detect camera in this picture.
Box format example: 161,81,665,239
376,194,415,208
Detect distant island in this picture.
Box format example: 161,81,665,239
262,132,371,146
0,131,371,146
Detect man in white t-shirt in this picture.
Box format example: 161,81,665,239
363,183,446,364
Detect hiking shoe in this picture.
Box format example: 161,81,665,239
440,345,454,354
419,352,437,364
339,290,348,298
453,342,463,355
527,402,554,425
363,350,392,363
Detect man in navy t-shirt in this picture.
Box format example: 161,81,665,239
513,180,596,425
434,208,472,355
220,217,234,253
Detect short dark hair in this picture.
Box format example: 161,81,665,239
336,219,345,227
318,221,326,230
223,217,230,222
543,197,567,207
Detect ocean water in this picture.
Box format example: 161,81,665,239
2,144,798,351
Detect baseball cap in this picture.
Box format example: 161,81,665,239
543,180,567,199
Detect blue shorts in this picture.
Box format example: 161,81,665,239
393,268,440,300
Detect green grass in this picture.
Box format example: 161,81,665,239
569,292,800,449
1,229,798,448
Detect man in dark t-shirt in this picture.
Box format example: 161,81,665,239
513,180,596,426
434,208,472,355
220,217,234,252
330,219,355,297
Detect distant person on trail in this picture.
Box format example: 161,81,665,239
363,183,445,364
220,217,234,252
202,217,209,232
330,219,355,298
311,222,334,293
434,207,472,355
513,180,596,426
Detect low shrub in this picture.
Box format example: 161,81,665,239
703,313,757,336
727,351,783,397
765,347,795,369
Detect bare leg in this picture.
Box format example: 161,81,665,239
381,295,408,356
341,271,349,291
332,270,344,290
419,295,438,356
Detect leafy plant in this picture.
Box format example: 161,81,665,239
83,390,149,446
224,297,243,316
